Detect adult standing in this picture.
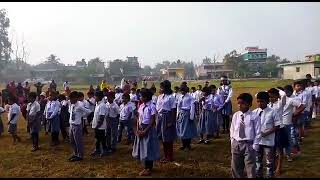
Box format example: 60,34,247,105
50,80,57,92
7,81,17,97
217,75,233,134
34,82,44,98
63,81,70,91
23,81,31,98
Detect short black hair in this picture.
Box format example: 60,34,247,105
256,91,270,103
276,86,284,91
202,86,211,94
58,94,66,101
140,88,153,102
268,88,280,97
107,91,115,99
191,87,196,90
180,85,189,92
150,87,156,92
95,91,104,100
160,80,173,94
122,93,130,100
69,91,79,99
284,85,293,93
293,80,303,87
78,92,84,98
209,84,216,89
198,85,202,88
306,74,312,78
87,91,94,96
237,93,253,105
28,92,37,99
174,86,180,91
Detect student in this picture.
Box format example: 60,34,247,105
132,88,160,176
150,87,158,105
156,80,176,163
172,86,182,111
78,92,89,136
230,93,261,178
39,92,48,134
211,85,224,138
118,93,134,144
190,87,200,120
85,91,96,126
217,76,233,134
34,82,44,98
106,91,120,152
90,91,108,157
198,86,215,144
176,85,197,151
7,96,22,144
268,88,287,176
44,91,61,146
21,99,29,134
114,87,123,106
282,85,305,162
27,92,41,152
253,92,281,178
293,80,308,145
305,80,314,129
68,91,92,162
58,94,70,143
314,80,320,116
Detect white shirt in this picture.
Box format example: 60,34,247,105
253,107,281,146
293,90,310,112
91,100,108,130
156,94,176,113
63,82,70,90
172,92,182,108
106,101,120,118
119,103,133,121
201,95,213,110
27,101,40,116
217,85,233,103
8,103,20,124
230,110,261,149
130,93,138,102
282,95,302,125
195,90,203,102
115,92,123,105
84,97,96,112
177,93,195,120
152,95,158,105
69,101,92,125
313,86,320,98
138,101,157,125
269,96,286,128
44,100,60,119
191,91,201,102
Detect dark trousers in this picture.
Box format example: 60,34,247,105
181,138,191,148
60,118,69,140
117,120,133,142
95,129,107,152
31,132,39,148
162,142,174,161
222,115,230,132
144,160,154,170
82,118,88,135
51,131,59,143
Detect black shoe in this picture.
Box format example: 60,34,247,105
68,155,77,161
90,150,101,157
197,139,205,144
69,156,83,162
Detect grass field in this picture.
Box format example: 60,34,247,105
0,79,319,177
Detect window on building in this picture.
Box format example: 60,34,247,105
296,67,300,72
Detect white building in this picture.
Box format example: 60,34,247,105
279,61,320,80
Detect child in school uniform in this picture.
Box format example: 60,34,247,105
132,88,160,176
150,87,158,105
118,93,134,144
253,92,281,178
198,86,215,144
230,93,261,178
27,92,41,152
282,85,305,162
7,96,22,144
314,80,320,116
217,76,233,134
39,92,48,134
268,88,287,176
68,91,92,162
44,91,61,146
114,87,123,106
156,80,176,163
58,94,70,143
85,91,96,126
78,92,89,136
211,85,224,138
176,85,197,151
90,91,108,158
106,91,120,152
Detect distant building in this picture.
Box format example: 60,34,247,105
75,59,87,69
279,61,320,80
160,67,185,81
305,54,320,61
241,46,267,64
196,57,233,79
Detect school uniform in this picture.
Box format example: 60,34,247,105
217,84,233,133
84,97,96,124
27,101,41,148
132,102,160,170
44,100,61,144
176,93,197,148
212,93,224,135
8,103,21,134
282,95,302,157
198,95,215,136
115,92,123,105
69,101,92,158
39,98,47,132
191,91,201,117
59,100,70,141
92,100,108,154
156,93,176,161
152,95,158,106
304,87,314,127
253,107,281,178
294,90,310,128
0,107,5,135
106,101,120,150
230,110,261,178
118,102,134,142
314,85,320,116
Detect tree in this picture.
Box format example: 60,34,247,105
142,65,152,75
0,9,11,62
223,50,249,78
87,57,105,74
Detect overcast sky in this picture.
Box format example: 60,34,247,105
1,2,319,67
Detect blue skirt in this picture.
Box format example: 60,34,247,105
198,109,215,135
132,123,160,161
156,110,176,143
222,101,232,115
176,110,197,139
213,110,222,134
49,115,60,133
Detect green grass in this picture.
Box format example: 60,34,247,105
1,79,319,178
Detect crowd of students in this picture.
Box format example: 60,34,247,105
0,74,318,177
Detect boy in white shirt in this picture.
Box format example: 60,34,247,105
68,91,92,162
27,92,41,151
118,93,134,144
106,91,120,152
85,91,96,126
253,92,281,178
8,96,21,144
